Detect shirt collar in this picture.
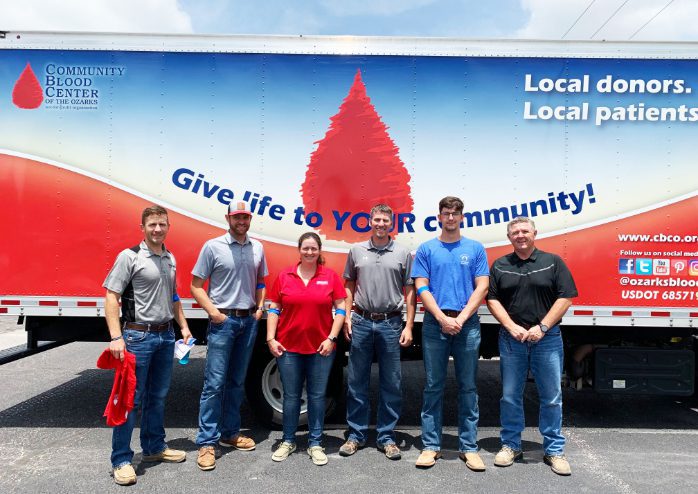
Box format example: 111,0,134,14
512,247,538,262
139,240,171,258
225,231,250,245
289,263,324,279
367,237,394,252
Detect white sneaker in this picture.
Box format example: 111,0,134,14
307,446,328,466
272,442,296,462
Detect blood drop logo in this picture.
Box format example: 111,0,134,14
12,63,44,109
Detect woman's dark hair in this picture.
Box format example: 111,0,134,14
297,231,325,265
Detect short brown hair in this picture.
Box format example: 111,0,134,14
141,205,168,225
370,204,393,219
438,196,464,213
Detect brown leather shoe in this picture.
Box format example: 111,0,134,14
378,443,402,460
339,440,363,457
415,450,441,468
142,447,186,463
459,451,486,471
219,434,256,451
197,446,216,471
113,463,137,485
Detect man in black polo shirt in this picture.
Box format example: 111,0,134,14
486,216,577,476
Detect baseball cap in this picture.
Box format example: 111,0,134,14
227,201,253,216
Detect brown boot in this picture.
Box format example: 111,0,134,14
544,454,571,476
415,450,441,468
459,451,486,471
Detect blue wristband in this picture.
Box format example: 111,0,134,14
172,293,181,302
256,283,265,289
335,308,347,316
417,286,430,296
268,308,280,315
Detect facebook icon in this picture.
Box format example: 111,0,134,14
635,258,653,275
619,258,634,274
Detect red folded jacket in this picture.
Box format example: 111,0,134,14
96,348,137,426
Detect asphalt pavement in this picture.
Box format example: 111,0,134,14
1,316,697,493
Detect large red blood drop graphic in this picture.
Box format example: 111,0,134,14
13,63,44,109
301,69,413,242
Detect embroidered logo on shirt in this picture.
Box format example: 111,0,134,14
316,280,329,285
460,254,469,265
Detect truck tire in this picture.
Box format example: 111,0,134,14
245,347,343,428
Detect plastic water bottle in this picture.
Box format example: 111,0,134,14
175,338,196,365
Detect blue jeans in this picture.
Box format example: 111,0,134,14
498,326,565,455
196,315,258,446
420,312,481,453
111,326,175,468
276,350,335,447
346,313,402,446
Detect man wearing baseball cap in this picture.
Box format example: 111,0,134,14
191,201,268,471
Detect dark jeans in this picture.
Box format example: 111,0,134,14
196,315,258,446
111,327,175,468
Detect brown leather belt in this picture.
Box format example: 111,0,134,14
219,307,256,317
355,307,402,321
123,321,171,331
441,309,460,318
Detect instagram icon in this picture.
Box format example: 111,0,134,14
690,260,698,276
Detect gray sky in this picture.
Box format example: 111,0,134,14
1,0,696,40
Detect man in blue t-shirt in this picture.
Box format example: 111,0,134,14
411,196,489,471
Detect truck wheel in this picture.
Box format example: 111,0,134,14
245,348,342,428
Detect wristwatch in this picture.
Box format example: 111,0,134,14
539,324,549,334
328,335,338,343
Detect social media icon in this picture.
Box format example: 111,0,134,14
653,259,670,276
618,258,635,274
635,258,653,276
671,259,687,275
689,260,698,276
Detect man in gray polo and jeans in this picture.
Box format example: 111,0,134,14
104,204,192,486
339,204,416,460
192,201,267,471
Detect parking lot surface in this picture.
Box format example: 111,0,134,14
1,317,697,493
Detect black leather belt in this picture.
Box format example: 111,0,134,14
123,321,171,331
355,307,402,321
219,307,256,317
441,309,460,318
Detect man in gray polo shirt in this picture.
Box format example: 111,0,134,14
104,204,192,486
192,201,268,471
339,204,415,461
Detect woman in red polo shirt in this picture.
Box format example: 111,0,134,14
266,232,346,466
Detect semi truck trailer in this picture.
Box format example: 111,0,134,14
1,31,696,424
